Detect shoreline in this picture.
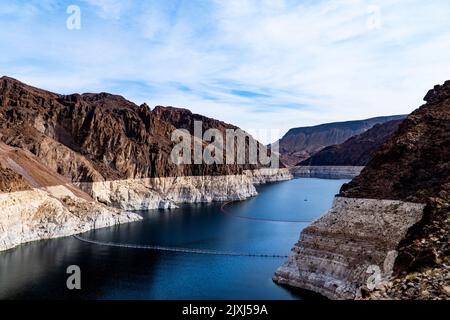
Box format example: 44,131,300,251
0,169,292,252
290,166,364,179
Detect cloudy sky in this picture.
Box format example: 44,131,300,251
1,0,449,143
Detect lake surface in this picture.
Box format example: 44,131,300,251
0,178,348,300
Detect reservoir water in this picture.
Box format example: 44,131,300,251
0,178,348,300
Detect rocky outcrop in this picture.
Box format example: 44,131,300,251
274,197,425,299
0,186,141,252
300,120,404,166
244,168,293,184
277,115,406,166
74,168,292,211
275,81,449,300
0,141,141,251
0,167,30,193
77,174,258,211
0,77,291,250
0,77,277,182
291,166,364,179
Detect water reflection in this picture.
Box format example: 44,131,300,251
0,178,347,300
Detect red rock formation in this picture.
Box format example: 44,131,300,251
0,166,30,192
299,119,404,166
275,81,450,300
0,76,272,183
278,115,406,166
340,81,450,203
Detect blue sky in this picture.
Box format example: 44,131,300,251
1,0,450,143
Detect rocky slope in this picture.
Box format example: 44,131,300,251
300,119,404,166
0,187,141,252
277,115,406,166
0,142,141,251
274,81,449,300
0,166,30,193
0,77,283,180
0,77,289,177
291,166,364,179
0,76,291,251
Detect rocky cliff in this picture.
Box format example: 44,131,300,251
274,81,449,300
0,76,291,251
0,76,290,183
0,142,141,251
277,115,406,166
300,119,404,166
0,166,30,193
291,166,364,179
0,77,243,181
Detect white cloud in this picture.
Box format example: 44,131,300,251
1,0,450,143
82,0,131,20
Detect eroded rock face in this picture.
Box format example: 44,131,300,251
0,77,291,251
300,120,404,166
244,168,293,184
277,115,406,166
274,197,425,299
0,167,30,193
290,166,364,179
0,187,142,252
275,81,449,300
0,77,278,183
77,175,258,211
75,169,292,211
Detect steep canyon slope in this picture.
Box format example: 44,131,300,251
278,115,406,166
274,81,449,300
0,76,291,251
300,119,404,166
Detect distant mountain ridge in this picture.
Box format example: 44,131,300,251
0,76,292,251
299,119,404,166
278,115,407,166
274,80,450,300
0,76,271,184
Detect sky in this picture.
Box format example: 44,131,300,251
1,0,450,143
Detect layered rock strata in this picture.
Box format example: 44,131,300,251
0,186,141,251
273,197,425,299
277,115,406,166
275,81,449,300
244,168,293,184
299,119,404,166
0,77,291,250
76,168,292,211
291,166,364,179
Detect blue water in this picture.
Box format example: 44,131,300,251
0,178,347,300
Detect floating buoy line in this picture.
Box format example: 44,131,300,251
73,201,313,258
73,235,289,258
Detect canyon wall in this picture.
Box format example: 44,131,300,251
76,168,293,211
291,166,364,179
300,120,404,166
78,174,257,211
275,81,449,300
277,115,406,166
0,186,141,252
244,168,293,184
273,197,425,299
0,77,292,251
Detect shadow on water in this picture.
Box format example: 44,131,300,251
0,178,348,300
